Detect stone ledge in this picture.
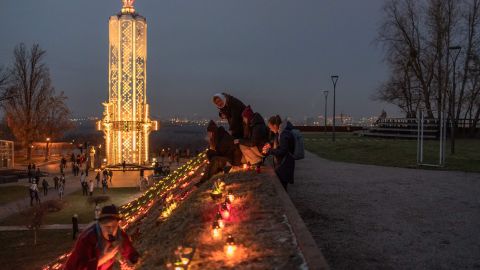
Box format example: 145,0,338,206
267,167,330,270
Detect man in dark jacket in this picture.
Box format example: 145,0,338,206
235,106,268,165
212,93,246,139
197,120,242,185
65,204,139,270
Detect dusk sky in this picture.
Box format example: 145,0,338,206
0,0,398,121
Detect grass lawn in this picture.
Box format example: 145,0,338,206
304,132,480,172
0,229,74,270
0,185,29,205
0,187,140,226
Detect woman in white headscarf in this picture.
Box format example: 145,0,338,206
212,92,246,139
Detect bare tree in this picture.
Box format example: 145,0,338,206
2,43,72,159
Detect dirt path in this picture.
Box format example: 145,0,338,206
288,151,480,270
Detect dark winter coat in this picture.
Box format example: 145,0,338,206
218,93,246,139
208,126,242,166
65,223,139,270
269,121,295,185
238,112,268,151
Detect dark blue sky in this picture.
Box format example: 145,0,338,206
0,0,396,121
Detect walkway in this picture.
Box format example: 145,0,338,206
288,151,480,270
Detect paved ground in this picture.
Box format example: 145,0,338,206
0,160,186,222
289,151,480,270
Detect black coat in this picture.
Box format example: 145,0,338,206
269,121,295,185
218,93,246,139
239,112,268,151
208,126,243,166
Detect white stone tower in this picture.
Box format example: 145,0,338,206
98,0,158,165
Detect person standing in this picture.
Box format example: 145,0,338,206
41,178,49,196
53,176,59,191
109,170,113,185
262,115,296,191
122,160,126,172
95,172,101,188
212,93,247,139
35,168,41,184
30,182,41,206
102,177,108,194
80,172,88,196
58,180,65,200
88,179,94,196
72,214,79,240
27,163,33,183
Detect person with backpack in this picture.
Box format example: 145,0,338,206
235,106,269,166
262,115,296,190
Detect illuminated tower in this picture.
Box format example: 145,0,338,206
98,0,158,165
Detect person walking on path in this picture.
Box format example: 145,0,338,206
27,163,33,183
262,115,296,191
29,182,41,206
72,214,79,240
212,93,247,139
41,178,49,196
95,172,101,188
58,180,65,200
102,177,108,194
80,172,88,196
35,168,41,184
88,179,94,196
54,176,59,191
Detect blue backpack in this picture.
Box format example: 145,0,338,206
291,129,305,160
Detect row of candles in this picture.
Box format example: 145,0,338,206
212,187,237,258
42,152,208,270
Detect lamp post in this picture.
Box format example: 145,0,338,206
323,91,329,132
448,46,461,155
45,137,51,161
331,75,339,142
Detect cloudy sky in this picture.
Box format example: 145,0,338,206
0,0,398,121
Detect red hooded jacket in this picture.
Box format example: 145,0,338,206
64,223,139,270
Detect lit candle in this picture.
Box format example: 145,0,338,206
224,235,236,258
215,212,225,228
220,202,230,219
226,191,235,204
212,220,222,240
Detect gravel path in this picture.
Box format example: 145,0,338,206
289,151,480,270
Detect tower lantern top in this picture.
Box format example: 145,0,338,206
121,0,135,14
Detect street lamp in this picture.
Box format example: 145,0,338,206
45,137,51,161
323,90,329,132
448,46,461,154
331,75,339,142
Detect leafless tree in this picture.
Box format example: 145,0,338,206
2,43,72,159
377,0,480,138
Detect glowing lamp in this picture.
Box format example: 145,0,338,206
243,164,248,170
220,202,230,220
224,198,232,211
224,235,237,258
226,191,235,204
212,220,222,240
215,212,225,228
